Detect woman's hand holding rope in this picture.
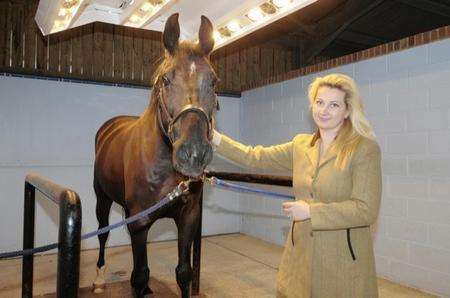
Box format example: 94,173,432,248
283,200,311,221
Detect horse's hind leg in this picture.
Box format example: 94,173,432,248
93,179,113,293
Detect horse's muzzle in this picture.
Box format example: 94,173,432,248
173,141,213,178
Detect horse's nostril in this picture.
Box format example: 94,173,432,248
177,148,189,164
205,146,213,163
201,146,208,160
191,150,202,167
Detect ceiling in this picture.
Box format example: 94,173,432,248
219,0,450,66
35,0,318,48
35,0,450,68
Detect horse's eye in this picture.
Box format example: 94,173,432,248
162,75,171,87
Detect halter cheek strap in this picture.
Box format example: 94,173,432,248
157,98,172,142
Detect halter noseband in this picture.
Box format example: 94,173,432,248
156,81,214,144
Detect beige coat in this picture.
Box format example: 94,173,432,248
215,133,382,298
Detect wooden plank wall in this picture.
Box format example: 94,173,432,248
0,0,297,94
211,43,296,93
0,0,164,87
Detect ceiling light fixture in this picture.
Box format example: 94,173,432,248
247,7,265,22
129,14,141,23
272,0,292,8
50,0,84,34
227,20,241,33
213,0,317,49
140,2,152,12
213,30,223,43
123,0,173,28
58,8,68,17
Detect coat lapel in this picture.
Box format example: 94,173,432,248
305,132,338,169
318,145,338,168
305,139,320,169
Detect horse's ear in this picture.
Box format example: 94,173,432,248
198,15,214,56
163,13,180,55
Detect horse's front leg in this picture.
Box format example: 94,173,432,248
175,198,201,298
127,218,152,298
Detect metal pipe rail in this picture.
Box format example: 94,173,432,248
23,172,82,298
205,171,293,187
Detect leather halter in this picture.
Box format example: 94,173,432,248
156,80,213,144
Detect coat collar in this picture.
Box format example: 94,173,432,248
305,131,338,168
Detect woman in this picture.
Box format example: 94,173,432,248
212,73,382,297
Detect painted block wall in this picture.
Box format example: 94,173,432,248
0,75,241,253
237,38,450,297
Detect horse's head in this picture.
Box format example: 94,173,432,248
155,13,218,178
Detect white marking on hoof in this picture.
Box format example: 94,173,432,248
190,61,196,77
93,286,105,294
93,265,106,294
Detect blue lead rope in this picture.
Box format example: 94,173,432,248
207,177,295,200
0,177,293,259
0,180,189,260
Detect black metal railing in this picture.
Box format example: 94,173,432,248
23,173,82,298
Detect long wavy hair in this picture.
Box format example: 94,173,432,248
308,73,376,169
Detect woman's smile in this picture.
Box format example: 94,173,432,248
318,115,330,122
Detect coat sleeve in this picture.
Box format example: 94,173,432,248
215,134,294,171
309,141,382,230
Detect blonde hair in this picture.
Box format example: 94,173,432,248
308,73,376,169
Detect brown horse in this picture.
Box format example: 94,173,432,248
92,14,217,297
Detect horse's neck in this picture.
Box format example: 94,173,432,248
140,107,175,182
138,98,172,156
138,93,158,129
143,90,161,122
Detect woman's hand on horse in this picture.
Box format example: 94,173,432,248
283,200,311,221
212,129,222,147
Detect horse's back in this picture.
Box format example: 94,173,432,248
95,115,139,153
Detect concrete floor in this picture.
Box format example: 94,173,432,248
0,233,437,297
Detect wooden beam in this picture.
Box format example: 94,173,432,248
338,30,388,47
303,0,387,64
396,0,450,18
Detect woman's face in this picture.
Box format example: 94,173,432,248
312,86,350,133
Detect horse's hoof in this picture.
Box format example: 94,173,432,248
143,286,153,295
133,286,153,298
92,283,106,294
93,265,106,294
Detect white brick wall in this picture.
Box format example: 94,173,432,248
237,38,450,297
